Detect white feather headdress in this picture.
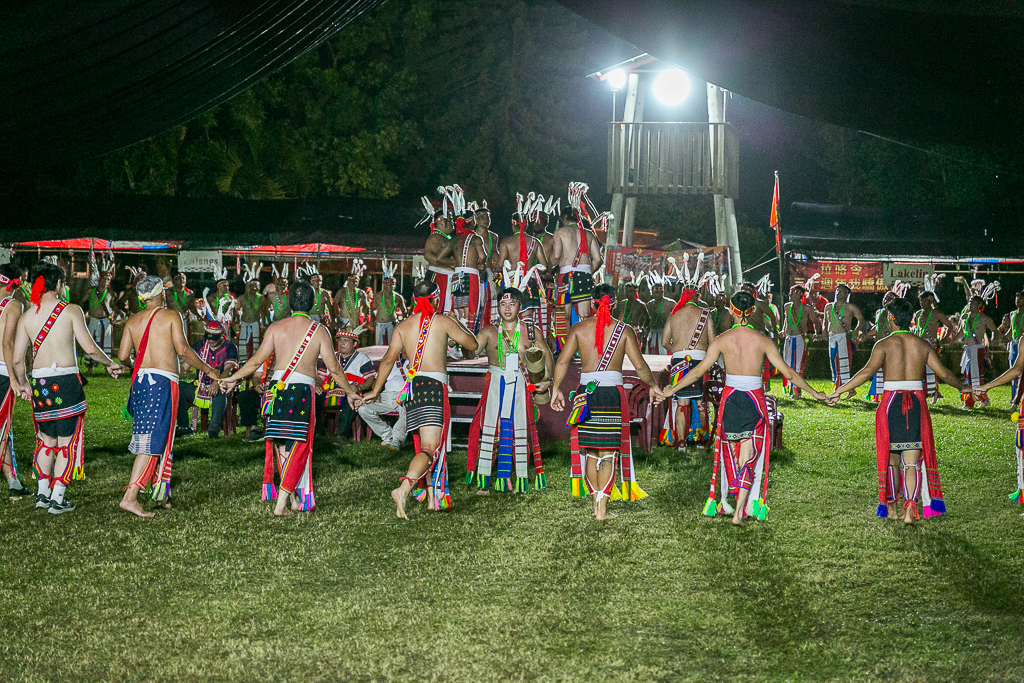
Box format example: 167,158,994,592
501,259,546,293
755,275,773,297
382,257,398,280
242,261,262,283
351,258,366,279
889,279,910,298
212,262,229,282
271,263,289,280
567,181,613,233
981,279,1001,303
922,273,944,302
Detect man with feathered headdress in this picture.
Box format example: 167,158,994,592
80,250,116,374
0,263,30,500
465,266,554,494
334,261,368,331
957,293,999,408
549,284,660,520
659,253,717,448
421,196,457,314
118,275,220,517
549,199,605,350
299,263,333,326
644,271,677,354
780,283,820,398
11,260,124,515
613,272,649,345
863,281,909,402
371,258,407,346
497,193,552,335
822,283,865,399
361,279,478,519
662,290,825,524
911,275,953,403
237,260,266,364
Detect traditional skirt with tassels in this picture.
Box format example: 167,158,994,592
466,368,545,492
875,389,945,518
569,379,646,502
263,382,316,510
30,370,87,483
704,382,771,521
659,351,709,447
406,373,453,510
128,369,179,502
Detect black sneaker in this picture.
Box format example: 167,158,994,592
35,493,51,509
9,483,29,500
47,498,76,515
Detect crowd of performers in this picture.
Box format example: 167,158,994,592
2,185,1024,523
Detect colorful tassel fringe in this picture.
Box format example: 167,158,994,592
72,465,84,481
534,473,547,490
571,477,586,498
717,499,734,515
262,483,277,501
465,471,475,485
1009,488,1023,504
412,487,427,502
621,481,647,501
749,498,768,521
299,491,315,511
515,477,529,493
702,497,717,517
150,481,170,503
876,503,889,518
923,499,945,518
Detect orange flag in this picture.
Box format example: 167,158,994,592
771,171,780,254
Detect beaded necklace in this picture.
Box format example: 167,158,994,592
384,291,397,317
788,302,803,331
964,312,981,339
914,309,933,337
731,322,756,331
498,322,521,370
1012,311,1023,340
89,288,108,309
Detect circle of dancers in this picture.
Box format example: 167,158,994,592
1,185,1023,524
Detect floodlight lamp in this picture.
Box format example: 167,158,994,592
653,69,690,105
607,69,627,91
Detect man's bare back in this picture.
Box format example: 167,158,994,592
261,315,336,379
18,300,89,370
551,223,603,271
663,302,714,354
120,308,189,374
390,312,476,375
425,232,456,269
456,233,486,270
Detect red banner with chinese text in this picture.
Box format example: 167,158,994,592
787,260,886,293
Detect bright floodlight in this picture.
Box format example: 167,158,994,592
607,69,627,91
653,69,690,105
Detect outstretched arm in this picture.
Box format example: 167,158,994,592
222,326,275,385
363,330,404,402
70,306,121,376
622,326,660,391
978,348,1024,392
446,316,478,352
316,329,357,397
173,319,219,379
662,338,723,397
832,343,885,397
928,349,966,392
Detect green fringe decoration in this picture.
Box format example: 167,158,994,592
702,497,717,517
1008,488,1023,504
121,403,131,420
476,474,490,490
750,498,769,521
515,477,529,493
534,472,547,490
465,471,475,486
494,479,507,492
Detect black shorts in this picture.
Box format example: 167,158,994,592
887,391,923,450
0,374,9,398
558,270,593,304
38,416,79,439
522,278,542,310
722,390,760,441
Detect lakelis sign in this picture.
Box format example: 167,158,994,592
883,263,934,286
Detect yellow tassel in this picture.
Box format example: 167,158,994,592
610,485,623,501
626,481,648,500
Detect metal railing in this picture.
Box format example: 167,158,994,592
608,122,738,198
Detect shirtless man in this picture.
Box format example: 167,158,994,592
117,276,220,517
269,273,291,323
453,214,488,331
464,286,554,494
550,284,660,520
821,284,865,398
613,281,649,345
660,287,715,448
165,272,194,319
497,214,550,320
911,290,954,404
548,206,604,345
998,289,1024,407
80,271,115,373
371,273,407,346
308,272,333,326
828,297,964,523
335,273,367,332
206,276,235,338
644,280,676,354
423,211,457,314
738,282,779,336
12,261,124,514
361,280,478,519
0,264,29,499
661,291,825,524
119,267,148,316
220,281,360,516
780,285,819,398
958,295,999,407
475,206,502,324
237,274,266,364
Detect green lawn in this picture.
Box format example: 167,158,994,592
1,376,1023,682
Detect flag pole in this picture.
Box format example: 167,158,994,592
771,171,784,304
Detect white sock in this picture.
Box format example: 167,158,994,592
8,476,20,489
37,479,52,498
50,483,66,504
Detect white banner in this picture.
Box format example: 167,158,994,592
883,263,934,286
0,251,9,265
178,250,223,273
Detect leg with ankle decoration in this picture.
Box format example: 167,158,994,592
885,452,900,519
901,450,923,521
120,455,158,517
732,439,757,524
585,449,617,520
676,401,691,447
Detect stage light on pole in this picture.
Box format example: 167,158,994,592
607,69,627,91
653,68,690,106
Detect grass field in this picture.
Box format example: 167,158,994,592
1,376,1023,682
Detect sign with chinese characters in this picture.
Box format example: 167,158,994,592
788,260,886,293
177,250,223,273
883,262,933,286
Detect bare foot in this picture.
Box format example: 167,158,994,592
887,503,900,520
732,511,745,525
903,505,916,525
290,493,301,511
594,511,617,521
475,489,491,496
391,487,409,520
273,506,293,516
119,499,155,518
160,501,172,510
